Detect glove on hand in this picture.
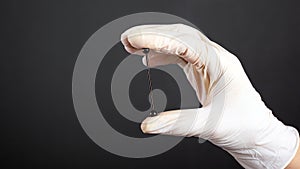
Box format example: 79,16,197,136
121,24,299,169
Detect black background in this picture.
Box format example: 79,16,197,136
2,0,300,168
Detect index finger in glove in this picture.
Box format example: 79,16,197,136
120,24,201,64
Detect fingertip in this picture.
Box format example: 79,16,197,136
140,116,158,134
140,121,148,133
121,36,138,54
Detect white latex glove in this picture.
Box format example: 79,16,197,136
121,24,299,169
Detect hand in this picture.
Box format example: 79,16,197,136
121,24,299,169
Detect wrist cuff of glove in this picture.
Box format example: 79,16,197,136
282,127,299,169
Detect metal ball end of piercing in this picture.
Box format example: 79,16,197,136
142,48,150,54
149,110,158,117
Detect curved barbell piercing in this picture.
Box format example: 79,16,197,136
143,48,158,117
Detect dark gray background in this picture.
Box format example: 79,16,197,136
2,0,300,168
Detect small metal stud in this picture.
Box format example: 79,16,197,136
149,110,158,117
